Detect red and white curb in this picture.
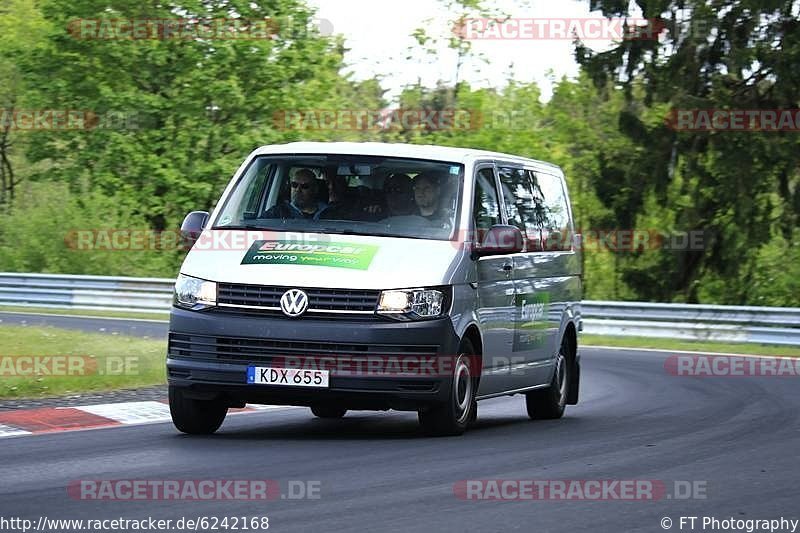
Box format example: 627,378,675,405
0,400,297,439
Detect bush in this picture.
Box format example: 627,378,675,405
744,230,800,307
0,182,181,277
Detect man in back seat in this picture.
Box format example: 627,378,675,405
319,173,361,220
360,173,418,221
413,171,453,225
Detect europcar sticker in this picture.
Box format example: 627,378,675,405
513,292,549,351
241,240,378,270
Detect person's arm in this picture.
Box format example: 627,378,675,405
264,201,293,219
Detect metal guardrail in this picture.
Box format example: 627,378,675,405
1,273,799,345
0,272,174,314
581,301,800,346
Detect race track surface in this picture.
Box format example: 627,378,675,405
1,346,797,532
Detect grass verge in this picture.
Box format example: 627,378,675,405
2,320,797,401
0,325,166,399
581,334,800,357
0,305,168,322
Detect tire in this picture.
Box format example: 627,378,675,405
525,335,571,420
169,386,228,435
418,339,478,436
311,405,347,419
467,399,478,426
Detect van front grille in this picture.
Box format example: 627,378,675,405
168,333,439,364
217,283,380,313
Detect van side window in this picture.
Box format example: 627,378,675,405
473,167,501,241
244,164,274,214
531,171,572,251
498,166,540,251
222,160,274,222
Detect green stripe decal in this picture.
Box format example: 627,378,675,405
241,240,378,270
513,292,550,351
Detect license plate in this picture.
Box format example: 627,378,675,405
247,366,329,388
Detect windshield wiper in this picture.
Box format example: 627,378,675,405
318,227,370,236
211,224,276,230
213,225,443,241
319,227,432,240
373,233,429,240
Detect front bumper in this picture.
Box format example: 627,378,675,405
167,307,462,410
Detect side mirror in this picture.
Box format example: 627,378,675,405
473,224,524,258
180,211,209,244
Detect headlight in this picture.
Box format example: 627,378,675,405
377,288,448,320
174,274,217,310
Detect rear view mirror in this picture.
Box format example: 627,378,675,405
473,224,524,257
180,211,210,244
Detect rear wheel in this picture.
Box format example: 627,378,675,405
311,405,347,419
525,335,571,420
169,386,228,435
419,339,478,436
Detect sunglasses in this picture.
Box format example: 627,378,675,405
290,181,312,190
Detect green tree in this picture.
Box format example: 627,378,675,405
577,0,800,305
0,0,51,203
0,182,179,276
17,0,359,228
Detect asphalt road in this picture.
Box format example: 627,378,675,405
1,346,798,532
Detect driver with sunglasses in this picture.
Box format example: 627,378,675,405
264,168,328,220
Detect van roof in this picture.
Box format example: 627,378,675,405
252,142,562,171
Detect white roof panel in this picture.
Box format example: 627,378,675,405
251,142,561,171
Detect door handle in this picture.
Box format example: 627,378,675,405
497,262,513,273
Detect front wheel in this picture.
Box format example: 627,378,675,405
418,340,478,436
169,386,228,435
525,335,571,420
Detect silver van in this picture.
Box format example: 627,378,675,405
168,142,582,436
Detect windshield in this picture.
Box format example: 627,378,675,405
213,155,464,240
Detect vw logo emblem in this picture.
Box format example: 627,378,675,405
280,289,309,317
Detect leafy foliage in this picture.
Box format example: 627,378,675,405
1,0,797,306
0,182,178,276
576,0,800,305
